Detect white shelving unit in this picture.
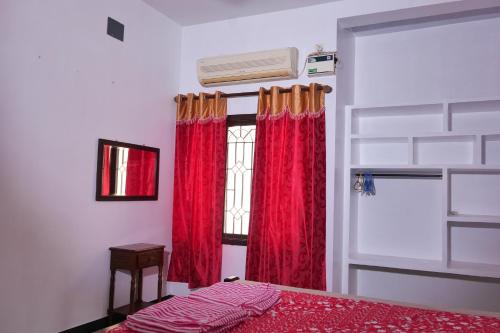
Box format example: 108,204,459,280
342,97,500,294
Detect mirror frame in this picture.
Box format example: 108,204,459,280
95,138,160,201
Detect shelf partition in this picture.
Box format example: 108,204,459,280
448,261,500,279
484,134,500,165
350,103,443,136
447,214,500,224
449,99,500,132
349,254,500,280
349,253,443,273
343,97,500,295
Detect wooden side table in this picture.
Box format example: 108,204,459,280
108,243,166,317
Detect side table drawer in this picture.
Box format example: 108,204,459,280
111,251,138,270
138,250,162,268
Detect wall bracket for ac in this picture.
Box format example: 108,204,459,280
306,45,338,77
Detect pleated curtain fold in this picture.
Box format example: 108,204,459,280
246,83,327,290
167,92,227,289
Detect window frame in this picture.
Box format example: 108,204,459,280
222,114,257,246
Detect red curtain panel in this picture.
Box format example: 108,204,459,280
125,149,156,196
167,92,227,288
246,84,326,291
101,144,111,195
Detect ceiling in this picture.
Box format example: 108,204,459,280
142,0,341,26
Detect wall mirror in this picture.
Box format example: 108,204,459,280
96,139,160,201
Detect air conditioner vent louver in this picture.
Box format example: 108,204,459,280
197,48,298,86
199,56,288,73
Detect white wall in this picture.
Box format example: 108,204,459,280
0,0,181,332
354,14,500,105
175,0,459,295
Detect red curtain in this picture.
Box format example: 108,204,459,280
167,92,227,289
125,149,156,196
101,144,111,195
245,84,326,290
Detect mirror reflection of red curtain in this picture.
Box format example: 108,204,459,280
246,84,326,291
125,149,156,196
167,92,227,289
101,145,111,195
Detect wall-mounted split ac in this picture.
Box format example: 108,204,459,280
197,47,299,86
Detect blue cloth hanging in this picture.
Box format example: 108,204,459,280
362,172,376,196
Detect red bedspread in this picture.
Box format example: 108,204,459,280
108,291,500,332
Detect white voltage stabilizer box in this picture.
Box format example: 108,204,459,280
306,52,336,76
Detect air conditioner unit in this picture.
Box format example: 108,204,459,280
197,47,299,86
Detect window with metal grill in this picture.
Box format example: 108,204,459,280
223,114,256,245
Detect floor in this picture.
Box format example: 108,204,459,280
94,324,119,333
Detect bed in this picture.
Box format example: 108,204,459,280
105,280,500,332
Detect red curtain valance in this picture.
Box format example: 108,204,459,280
257,83,325,119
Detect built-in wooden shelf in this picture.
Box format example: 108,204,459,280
351,165,500,172
348,254,500,280
348,253,443,273
448,261,500,279
351,130,500,140
343,96,500,294
349,96,500,111
448,166,500,173
447,214,500,224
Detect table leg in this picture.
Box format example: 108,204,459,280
157,264,163,301
138,269,143,303
108,269,116,315
130,270,136,314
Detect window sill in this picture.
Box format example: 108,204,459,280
222,237,247,246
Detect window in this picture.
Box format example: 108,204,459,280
223,114,256,245
114,147,129,196
107,146,129,196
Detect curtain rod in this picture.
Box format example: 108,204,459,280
174,84,333,102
